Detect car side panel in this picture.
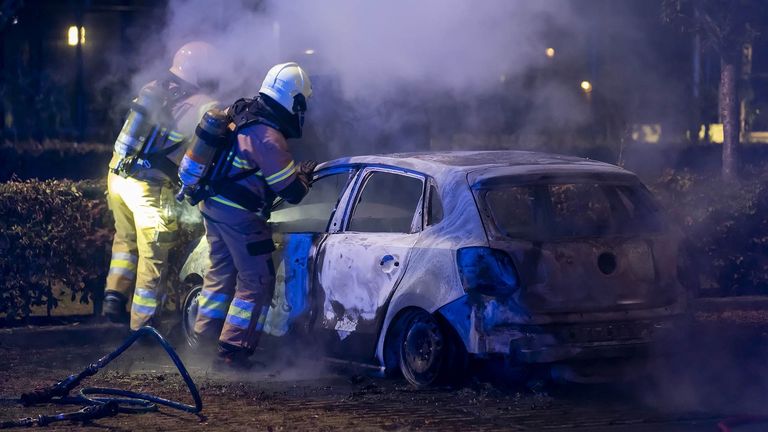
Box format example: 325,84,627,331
315,231,419,361
374,173,489,366
179,236,210,283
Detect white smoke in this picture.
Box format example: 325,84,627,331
135,0,578,97
124,0,592,159
270,0,572,97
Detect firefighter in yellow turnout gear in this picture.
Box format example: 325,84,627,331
104,41,219,330
179,62,315,368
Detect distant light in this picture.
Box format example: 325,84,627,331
580,80,592,93
12,16,18,25
67,26,86,46
304,49,315,55
68,26,78,46
545,47,555,58
630,124,662,144
708,123,724,144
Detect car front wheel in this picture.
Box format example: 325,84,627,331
396,309,467,388
181,284,203,347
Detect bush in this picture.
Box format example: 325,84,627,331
652,168,768,296
0,179,112,319
0,140,112,181
0,178,204,320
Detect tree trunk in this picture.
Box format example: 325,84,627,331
720,59,739,181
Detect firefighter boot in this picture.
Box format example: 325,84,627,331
214,343,256,371
103,291,129,323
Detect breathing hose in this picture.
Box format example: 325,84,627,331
1,326,202,428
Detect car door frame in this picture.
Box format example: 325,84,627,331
329,164,427,233
315,164,428,362
266,164,361,336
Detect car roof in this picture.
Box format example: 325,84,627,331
320,150,634,182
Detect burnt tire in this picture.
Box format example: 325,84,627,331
395,309,467,388
181,283,203,348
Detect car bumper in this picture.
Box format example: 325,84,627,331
478,317,683,363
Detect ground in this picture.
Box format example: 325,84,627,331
2,304,768,431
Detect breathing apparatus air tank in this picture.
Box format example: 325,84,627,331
113,86,165,159
176,108,231,202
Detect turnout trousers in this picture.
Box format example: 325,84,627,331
193,214,276,353
105,172,178,330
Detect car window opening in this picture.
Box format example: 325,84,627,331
270,170,354,233
348,171,424,233
483,182,663,240
427,184,444,226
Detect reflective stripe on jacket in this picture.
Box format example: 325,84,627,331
201,123,299,217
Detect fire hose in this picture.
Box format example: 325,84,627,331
0,326,202,428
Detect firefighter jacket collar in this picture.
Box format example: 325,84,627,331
229,95,302,139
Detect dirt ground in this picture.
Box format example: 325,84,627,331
2,315,768,431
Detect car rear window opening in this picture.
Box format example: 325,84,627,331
481,182,663,240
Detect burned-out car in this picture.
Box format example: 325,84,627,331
178,151,687,387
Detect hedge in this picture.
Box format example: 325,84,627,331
651,168,768,296
0,178,203,320
0,141,112,181
0,179,112,319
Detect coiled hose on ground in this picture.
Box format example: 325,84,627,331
0,326,202,428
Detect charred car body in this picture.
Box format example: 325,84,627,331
179,151,687,387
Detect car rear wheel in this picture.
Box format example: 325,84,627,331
396,309,467,388
181,284,203,348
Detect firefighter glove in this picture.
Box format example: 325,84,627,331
297,160,317,188
299,160,318,177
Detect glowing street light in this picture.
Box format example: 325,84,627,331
580,80,592,93
304,49,315,55
68,26,78,46
545,47,555,58
67,26,85,46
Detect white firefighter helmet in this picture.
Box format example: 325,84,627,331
169,41,215,87
259,62,312,114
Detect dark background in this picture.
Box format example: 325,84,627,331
1,0,767,165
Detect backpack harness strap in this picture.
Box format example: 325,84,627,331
203,97,279,213
140,76,201,183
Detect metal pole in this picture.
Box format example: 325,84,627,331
74,0,85,142
692,29,701,144
0,22,5,142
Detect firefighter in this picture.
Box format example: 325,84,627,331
103,41,220,330
186,62,316,368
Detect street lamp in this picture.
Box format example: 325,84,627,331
580,80,592,93
545,47,555,58
67,26,85,46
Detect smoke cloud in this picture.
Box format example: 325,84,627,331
125,0,596,160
